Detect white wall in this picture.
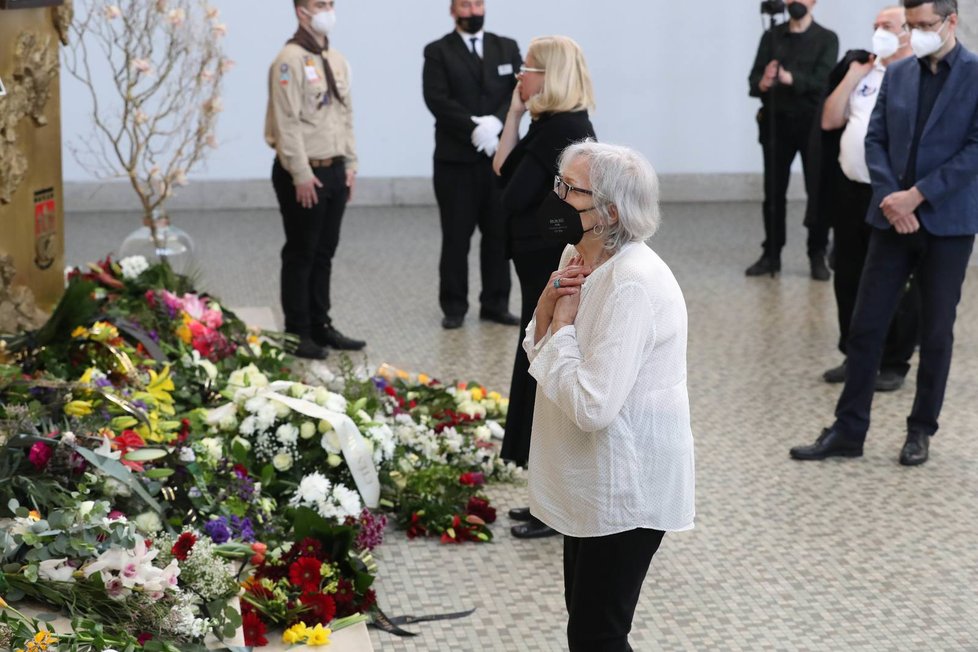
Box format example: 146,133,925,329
61,0,886,182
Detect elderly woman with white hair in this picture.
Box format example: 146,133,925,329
525,140,695,652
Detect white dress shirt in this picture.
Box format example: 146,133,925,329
456,29,484,58
839,61,886,184
524,242,696,537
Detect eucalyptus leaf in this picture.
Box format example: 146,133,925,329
72,446,165,517
124,448,168,462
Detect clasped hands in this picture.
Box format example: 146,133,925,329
759,60,793,92
880,187,925,234
471,115,503,156
534,256,592,343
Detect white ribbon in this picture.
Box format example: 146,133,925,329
259,381,380,508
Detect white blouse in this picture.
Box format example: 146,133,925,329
524,242,695,537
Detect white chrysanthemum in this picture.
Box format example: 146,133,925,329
276,423,299,445
272,452,293,471
333,484,362,519
238,415,258,436
119,255,149,279
293,472,331,504
244,395,269,414
255,404,278,430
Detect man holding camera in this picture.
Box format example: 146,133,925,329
791,0,978,467
819,5,919,393
748,0,838,279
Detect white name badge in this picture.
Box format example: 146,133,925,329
304,66,321,83
497,64,513,76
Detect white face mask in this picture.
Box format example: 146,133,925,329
910,19,947,58
304,8,337,36
872,28,901,59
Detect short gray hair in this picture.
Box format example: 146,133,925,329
558,140,661,252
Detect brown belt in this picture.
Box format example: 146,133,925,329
309,156,344,168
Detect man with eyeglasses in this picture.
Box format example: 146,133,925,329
791,0,978,467
747,0,838,280
816,5,919,393
423,0,522,330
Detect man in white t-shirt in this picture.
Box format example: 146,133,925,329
819,5,919,392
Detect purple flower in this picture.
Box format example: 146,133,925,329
204,517,231,544
354,509,388,552
230,515,256,542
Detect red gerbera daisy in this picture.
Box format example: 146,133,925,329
288,557,323,593
299,591,337,624
171,531,197,561
242,611,268,647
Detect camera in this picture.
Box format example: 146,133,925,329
760,0,786,14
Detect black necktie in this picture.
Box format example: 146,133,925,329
469,37,480,59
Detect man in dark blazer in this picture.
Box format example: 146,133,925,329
791,0,978,467
423,0,522,329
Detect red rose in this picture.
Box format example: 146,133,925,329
465,496,497,524
242,611,268,647
28,442,53,471
171,531,197,561
406,512,427,539
458,472,485,487
299,591,337,624
288,557,323,593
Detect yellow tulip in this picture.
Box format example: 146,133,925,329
470,387,484,402
64,400,94,417
0,595,8,608
417,373,430,385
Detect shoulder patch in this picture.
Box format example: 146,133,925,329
279,63,290,86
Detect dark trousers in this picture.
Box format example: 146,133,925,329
832,178,920,376
433,159,511,318
501,245,564,466
564,528,665,652
834,226,974,440
759,111,829,259
272,158,348,337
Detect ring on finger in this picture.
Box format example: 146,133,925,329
553,278,561,289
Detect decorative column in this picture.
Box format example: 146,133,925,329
0,0,70,312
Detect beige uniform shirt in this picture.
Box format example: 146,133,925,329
265,43,357,186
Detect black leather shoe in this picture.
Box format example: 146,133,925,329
479,310,520,326
790,428,863,461
292,337,328,360
810,254,831,281
822,361,847,384
745,255,781,277
874,370,905,392
899,430,930,466
312,324,365,351
441,315,464,329
508,506,531,522
511,516,558,539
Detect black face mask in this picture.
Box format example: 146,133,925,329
456,13,485,34
536,192,597,245
787,2,808,20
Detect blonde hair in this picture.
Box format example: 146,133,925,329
525,36,596,119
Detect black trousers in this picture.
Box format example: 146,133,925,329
564,528,665,652
832,178,920,376
433,159,511,318
272,158,348,337
758,111,829,259
501,245,564,466
834,226,974,440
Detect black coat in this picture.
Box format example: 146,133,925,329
804,49,873,230
422,31,522,163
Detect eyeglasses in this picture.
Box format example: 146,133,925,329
518,65,546,75
905,17,946,31
553,175,593,200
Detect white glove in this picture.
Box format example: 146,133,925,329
470,115,503,154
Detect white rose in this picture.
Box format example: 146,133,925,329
273,400,292,419
199,437,222,461
473,425,492,443
272,452,293,471
321,430,341,454
300,422,317,439
318,418,334,434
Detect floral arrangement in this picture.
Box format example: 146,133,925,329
0,255,519,648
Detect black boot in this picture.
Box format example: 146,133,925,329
745,255,781,277
810,253,831,281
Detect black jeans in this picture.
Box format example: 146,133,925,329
433,159,511,318
272,158,348,337
501,245,564,466
758,110,828,259
564,528,665,652
832,178,920,376
834,226,974,440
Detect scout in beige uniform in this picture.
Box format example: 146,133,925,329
266,0,364,359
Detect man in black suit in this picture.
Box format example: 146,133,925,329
423,0,522,329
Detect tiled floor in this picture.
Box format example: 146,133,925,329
66,201,978,651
